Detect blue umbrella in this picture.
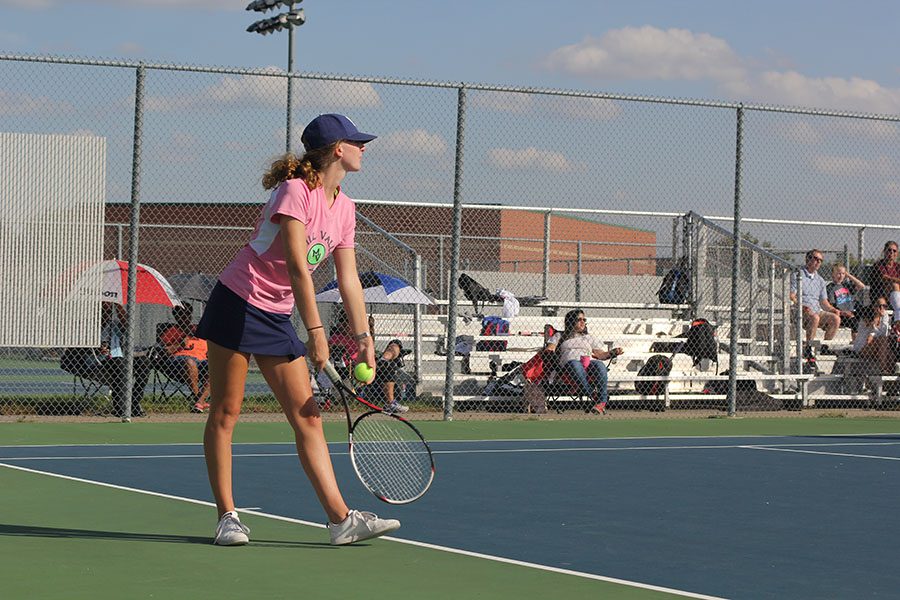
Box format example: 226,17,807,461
315,271,433,305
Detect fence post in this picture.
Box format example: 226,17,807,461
575,240,582,302
727,104,744,417
443,85,467,421
857,227,866,274
542,210,551,297
123,63,146,423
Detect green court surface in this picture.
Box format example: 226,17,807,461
2,417,899,600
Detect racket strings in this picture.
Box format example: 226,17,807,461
351,414,433,503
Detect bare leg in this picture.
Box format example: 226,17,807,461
183,359,201,397
256,354,349,524
804,313,820,342
821,313,840,341
382,381,395,404
203,342,249,517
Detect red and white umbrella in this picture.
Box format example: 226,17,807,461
72,259,182,307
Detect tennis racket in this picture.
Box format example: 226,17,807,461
321,361,435,504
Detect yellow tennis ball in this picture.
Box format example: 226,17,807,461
354,362,374,382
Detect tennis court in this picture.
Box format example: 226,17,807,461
2,418,899,599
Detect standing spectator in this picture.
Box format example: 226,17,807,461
826,264,865,333
873,241,900,330
158,302,210,413
790,249,840,359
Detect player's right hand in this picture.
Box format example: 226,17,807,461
306,328,330,371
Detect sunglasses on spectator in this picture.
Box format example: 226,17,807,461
809,256,823,262
877,303,889,307
887,248,899,254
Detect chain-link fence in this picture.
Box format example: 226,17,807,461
2,53,900,421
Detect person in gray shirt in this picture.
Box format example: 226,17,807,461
790,249,840,359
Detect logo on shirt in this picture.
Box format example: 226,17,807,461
307,243,326,266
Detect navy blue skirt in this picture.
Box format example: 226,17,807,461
197,282,306,361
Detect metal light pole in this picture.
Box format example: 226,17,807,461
246,0,306,153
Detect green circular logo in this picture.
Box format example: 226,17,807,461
307,243,326,266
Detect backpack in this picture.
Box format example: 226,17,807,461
476,316,510,351
636,354,672,396
681,318,718,370
459,273,502,313
657,263,691,304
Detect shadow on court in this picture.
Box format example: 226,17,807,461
0,523,332,548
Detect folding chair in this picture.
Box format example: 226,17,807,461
540,324,604,413
59,347,111,411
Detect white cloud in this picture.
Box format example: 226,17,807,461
543,25,900,114
487,146,577,173
746,71,900,114
376,129,447,156
776,117,899,146
542,26,746,83
0,89,75,116
144,74,381,112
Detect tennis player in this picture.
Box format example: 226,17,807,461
196,114,400,546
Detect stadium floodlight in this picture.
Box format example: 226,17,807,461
245,9,305,35
245,0,306,152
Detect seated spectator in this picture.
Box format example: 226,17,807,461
328,308,408,413
852,301,897,374
64,302,151,418
790,249,840,359
366,339,412,414
543,309,623,415
826,264,865,332
873,241,900,331
158,302,209,413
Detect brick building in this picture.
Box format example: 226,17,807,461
105,202,656,295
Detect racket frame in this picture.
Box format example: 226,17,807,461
322,362,435,504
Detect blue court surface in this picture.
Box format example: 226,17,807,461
2,434,899,599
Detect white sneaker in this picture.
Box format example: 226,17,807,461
328,510,400,545
385,401,409,414
213,511,250,546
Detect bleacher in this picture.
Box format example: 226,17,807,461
369,302,900,414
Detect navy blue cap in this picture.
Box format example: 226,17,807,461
300,113,377,152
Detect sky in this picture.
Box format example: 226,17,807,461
1,0,899,257
2,0,900,115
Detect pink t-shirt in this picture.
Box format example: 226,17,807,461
219,179,356,314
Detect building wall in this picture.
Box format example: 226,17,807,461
105,203,656,292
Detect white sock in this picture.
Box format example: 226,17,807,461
891,291,900,321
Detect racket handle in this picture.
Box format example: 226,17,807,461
322,361,342,385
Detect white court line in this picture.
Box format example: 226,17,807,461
5,440,900,462
1,431,897,450
0,461,725,600
742,445,900,461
